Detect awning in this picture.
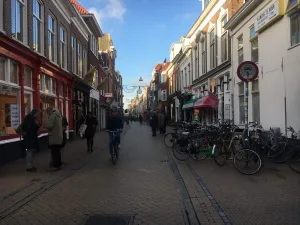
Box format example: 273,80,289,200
182,98,199,109
193,94,218,109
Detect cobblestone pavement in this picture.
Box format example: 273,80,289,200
1,124,299,225
0,123,188,225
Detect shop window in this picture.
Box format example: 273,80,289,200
290,12,300,46
59,82,63,96
238,35,243,65
210,28,216,69
238,83,245,124
52,79,56,94
24,92,32,116
0,87,20,133
11,0,25,42
10,60,18,84
48,14,56,62
33,0,43,53
24,66,32,87
252,79,260,124
0,56,5,81
45,75,50,93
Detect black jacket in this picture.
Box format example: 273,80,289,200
107,116,123,131
151,114,158,128
85,116,98,138
22,114,40,149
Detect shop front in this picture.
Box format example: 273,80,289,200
0,35,73,165
182,97,199,122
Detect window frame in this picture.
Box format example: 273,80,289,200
24,66,32,88
48,13,56,63
238,82,245,124
290,12,300,46
221,15,228,63
11,0,26,43
32,0,43,54
71,35,77,74
59,26,67,69
237,34,244,65
201,34,207,75
210,28,216,69
251,79,260,124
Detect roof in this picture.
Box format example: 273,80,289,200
69,0,88,14
162,62,170,71
154,64,162,71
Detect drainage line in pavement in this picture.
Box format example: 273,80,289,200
186,164,232,225
165,150,201,225
0,159,91,221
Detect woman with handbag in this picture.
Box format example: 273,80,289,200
85,112,98,153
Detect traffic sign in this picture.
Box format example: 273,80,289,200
237,61,259,82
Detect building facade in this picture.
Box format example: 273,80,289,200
225,0,300,132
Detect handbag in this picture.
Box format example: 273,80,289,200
78,120,87,138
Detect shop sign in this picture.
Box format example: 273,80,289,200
255,0,282,32
105,93,112,98
10,104,20,129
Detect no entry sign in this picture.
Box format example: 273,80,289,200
237,61,259,82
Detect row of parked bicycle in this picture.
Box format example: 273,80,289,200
164,120,300,175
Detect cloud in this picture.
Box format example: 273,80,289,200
87,0,126,26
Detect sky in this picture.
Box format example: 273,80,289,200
78,0,202,108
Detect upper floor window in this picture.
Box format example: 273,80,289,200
221,15,228,63
90,35,98,55
48,14,56,62
59,27,67,69
290,12,300,46
210,28,216,69
33,0,42,53
161,73,166,83
201,35,207,74
237,35,243,65
0,56,19,84
287,0,298,12
250,26,258,62
204,0,210,8
11,0,25,42
71,35,77,74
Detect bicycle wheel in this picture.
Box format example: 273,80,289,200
214,144,227,166
268,141,286,158
172,143,190,161
234,148,262,175
164,133,176,148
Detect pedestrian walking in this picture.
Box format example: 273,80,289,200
47,107,63,171
85,112,98,153
17,109,41,172
151,111,158,136
158,112,165,135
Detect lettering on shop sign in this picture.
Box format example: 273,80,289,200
256,1,280,31
10,104,20,129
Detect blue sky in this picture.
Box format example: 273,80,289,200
78,0,202,108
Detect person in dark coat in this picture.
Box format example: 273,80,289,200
151,111,158,137
85,112,98,153
22,108,41,172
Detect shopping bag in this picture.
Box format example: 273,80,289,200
79,124,87,138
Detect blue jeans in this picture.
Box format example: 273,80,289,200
109,131,120,154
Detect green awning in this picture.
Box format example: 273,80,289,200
182,98,199,109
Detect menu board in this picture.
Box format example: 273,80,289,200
10,104,20,129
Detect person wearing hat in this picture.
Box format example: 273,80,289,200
20,108,41,172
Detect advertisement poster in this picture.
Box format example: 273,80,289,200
10,104,20,129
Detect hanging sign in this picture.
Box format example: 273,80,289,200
237,61,259,82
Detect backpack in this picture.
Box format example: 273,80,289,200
16,115,30,137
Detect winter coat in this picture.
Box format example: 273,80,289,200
61,116,68,148
158,114,165,128
47,109,63,147
85,116,98,138
151,114,158,128
107,116,123,131
23,114,40,149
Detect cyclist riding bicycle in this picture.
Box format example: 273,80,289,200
107,107,123,154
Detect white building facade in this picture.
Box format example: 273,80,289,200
226,0,300,132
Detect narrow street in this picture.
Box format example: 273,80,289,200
0,123,299,225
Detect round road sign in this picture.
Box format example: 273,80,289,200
237,61,259,82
